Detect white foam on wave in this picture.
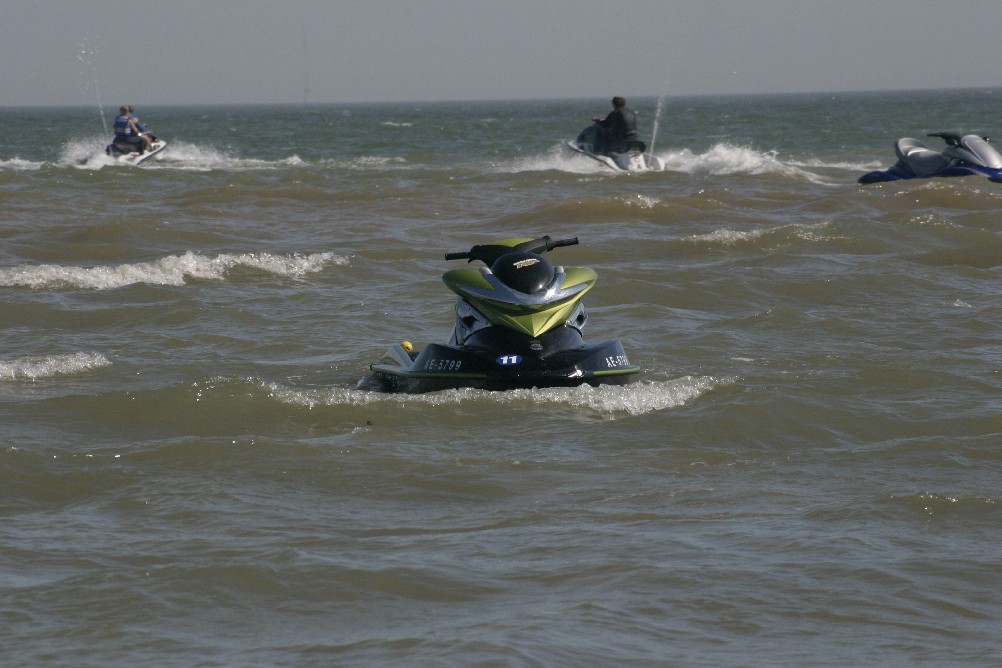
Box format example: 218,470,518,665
0,251,347,290
622,193,661,208
265,375,725,418
500,375,724,416
689,227,771,245
500,142,838,182
151,141,306,172
501,144,611,175
57,136,110,168
658,143,802,177
655,142,841,184
789,157,882,172
0,157,46,171
320,155,409,170
688,220,843,246
0,351,111,381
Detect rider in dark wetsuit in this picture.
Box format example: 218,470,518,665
591,96,639,156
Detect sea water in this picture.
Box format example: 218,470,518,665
2,90,1002,666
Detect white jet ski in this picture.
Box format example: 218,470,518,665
568,123,665,172
105,134,167,165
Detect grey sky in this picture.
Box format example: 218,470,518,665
3,0,1000,107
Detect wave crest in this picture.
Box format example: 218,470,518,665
0,352,111,381
0,251,347,290
658,143,817,179
265,375,726,418
0,157,45,171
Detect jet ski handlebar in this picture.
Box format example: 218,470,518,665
445,235,579,264
928,132,964,147
927,131,992,146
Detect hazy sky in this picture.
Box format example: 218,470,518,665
3,0,1000,106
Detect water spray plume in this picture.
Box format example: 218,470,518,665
76,38,108,134
648,71,671,157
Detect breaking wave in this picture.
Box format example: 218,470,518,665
657,143,830,181
686,220,850,246
0,251,347,290
0,352,111,381
263,375,727,419
0,156,45,171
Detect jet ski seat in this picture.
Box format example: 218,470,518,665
894,138,951,178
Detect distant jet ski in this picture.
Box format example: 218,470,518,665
105,124,167,165
106,135,166,165
859,132,1002,184
568,123,665,172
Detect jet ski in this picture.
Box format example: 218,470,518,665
859,132,1002,184
568,123,666,172
369,235,641,393
105,130,167,165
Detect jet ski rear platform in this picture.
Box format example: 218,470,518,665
370,328,640,394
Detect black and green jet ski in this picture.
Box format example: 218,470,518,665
369,235,641,393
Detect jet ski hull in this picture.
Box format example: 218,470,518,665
370,326,640,394
859,162,1002,184
568,124,665,172
105,138,167,165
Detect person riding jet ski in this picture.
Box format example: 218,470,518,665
111,105,153,154
591,96,638,156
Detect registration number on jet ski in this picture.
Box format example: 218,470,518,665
605,355,631,368
425,358,462,372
